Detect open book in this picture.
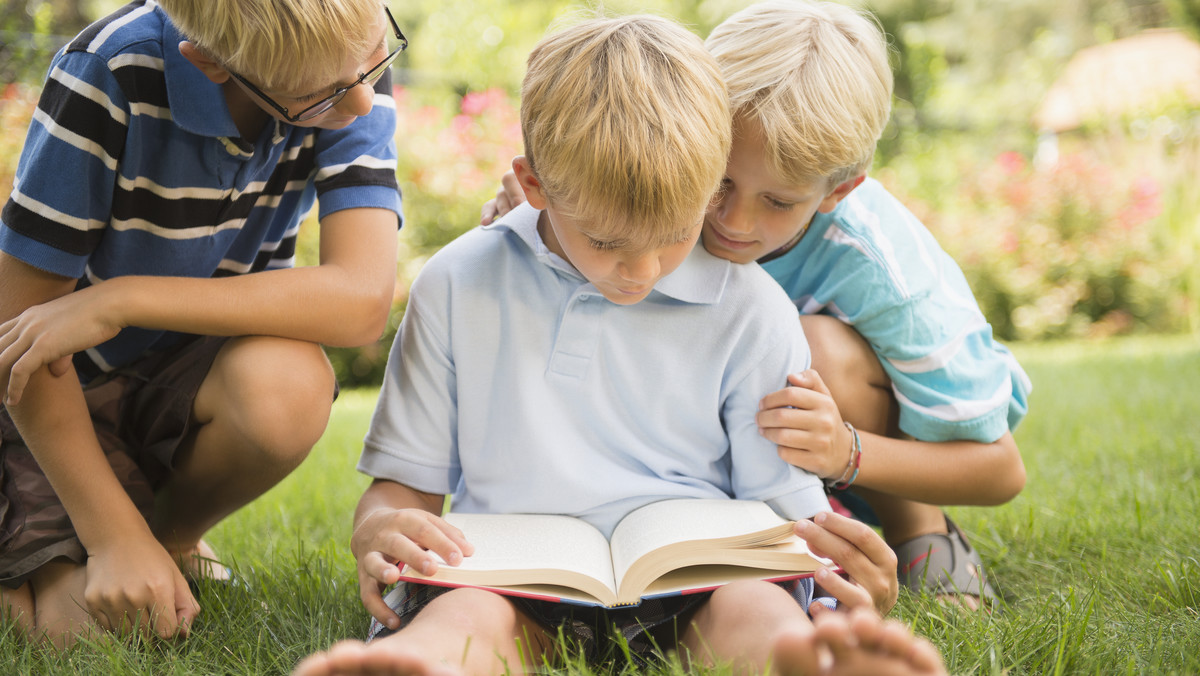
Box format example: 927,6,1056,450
397,498,832,608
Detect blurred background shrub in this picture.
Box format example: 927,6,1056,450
2,0,1198,386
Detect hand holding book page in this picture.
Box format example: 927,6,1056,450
396,498,834,607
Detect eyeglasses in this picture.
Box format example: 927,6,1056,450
229,7,407,123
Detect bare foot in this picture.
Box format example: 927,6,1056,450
293,639,464,676
818,607,947,676
167,539,231,582
771,607,947,676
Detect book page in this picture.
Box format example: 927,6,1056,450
417,512,618,593
609,499,794,590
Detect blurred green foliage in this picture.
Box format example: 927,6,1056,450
3,0,1199,386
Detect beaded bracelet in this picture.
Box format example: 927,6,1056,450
824,421,862,491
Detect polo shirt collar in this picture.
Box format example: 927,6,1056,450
485,203,729,305
161,14,240,138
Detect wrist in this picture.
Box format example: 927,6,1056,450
823,422,862,491
79,509,158,556
94,275,135,331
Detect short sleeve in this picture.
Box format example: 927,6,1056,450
854,285,1029,444
0,49,129,277
357,265,460,494
722,284,831,520
312,72,403,226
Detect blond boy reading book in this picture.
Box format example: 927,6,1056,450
295,13,946,676
485,0,1030,609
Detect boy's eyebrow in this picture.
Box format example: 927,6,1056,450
279,33,390,100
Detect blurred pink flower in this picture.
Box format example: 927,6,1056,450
1000,230,1020,254
996,151,1026,175
461,88,508,116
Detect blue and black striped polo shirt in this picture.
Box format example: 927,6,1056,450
0,0,403,380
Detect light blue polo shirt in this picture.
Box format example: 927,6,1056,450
761,178,1031,443
359,202,830,537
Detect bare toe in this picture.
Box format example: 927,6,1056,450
771,627,826,676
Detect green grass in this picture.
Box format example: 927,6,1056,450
2,335,1199,674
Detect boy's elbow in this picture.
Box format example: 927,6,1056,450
363,290,395,340
986,434,1026,504
993,460,1026,504
352,294,395,345
332,288,394,347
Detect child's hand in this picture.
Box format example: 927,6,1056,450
0,286,121,406
478,170,525,225
757,370,853,480
351,507,474,629
797,512,898,615
84,534,200,641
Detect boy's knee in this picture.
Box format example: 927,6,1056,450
204,337,335,456
424,588,521,638
705,580,795,623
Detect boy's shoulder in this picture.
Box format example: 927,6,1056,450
661,244,802,341
60,1,168,62
799,177,946,288
825,178,919,234
411,204,541,289
719,250,799,313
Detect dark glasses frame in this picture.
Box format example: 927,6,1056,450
228,7,407,123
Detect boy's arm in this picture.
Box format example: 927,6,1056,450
0,253,198,639
758,371,1025,505
351,479,472,630
1,206,397,405
849,429,1024,505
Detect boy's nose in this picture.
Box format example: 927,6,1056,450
335,82,376,117
714,192,752,235
618,253,660,284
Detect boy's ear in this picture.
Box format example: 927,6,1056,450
178,41,231,85
512,156,549,210
817,174,866,214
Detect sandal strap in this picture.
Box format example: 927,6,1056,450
893,515,998,603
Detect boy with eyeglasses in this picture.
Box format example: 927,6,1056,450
0,0,404,647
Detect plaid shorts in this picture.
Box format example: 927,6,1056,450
367,577,828,667
0,336,229,589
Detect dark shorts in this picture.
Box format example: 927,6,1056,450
368,578,824,667
0,336,229,589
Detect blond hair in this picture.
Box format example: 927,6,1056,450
706,0,893,188
521,14,731,247
158,0,381,93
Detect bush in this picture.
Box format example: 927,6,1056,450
876,126,1199,342
0,84,37,195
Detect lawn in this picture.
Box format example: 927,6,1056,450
1,334,1197,674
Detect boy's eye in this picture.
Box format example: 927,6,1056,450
765,196,796,211
588,238,619,251
294,89,332,104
